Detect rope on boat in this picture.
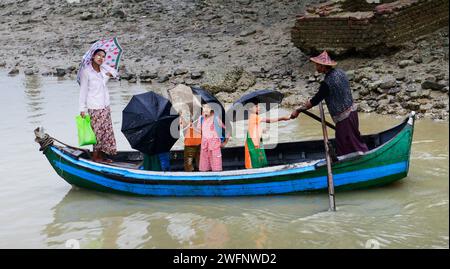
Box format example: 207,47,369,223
34,127,90,156
34,132,54,152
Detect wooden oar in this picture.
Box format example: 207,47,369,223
319,102,336,211
299,109,336,130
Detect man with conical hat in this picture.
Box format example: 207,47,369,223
291,51,368,156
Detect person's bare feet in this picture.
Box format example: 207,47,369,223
101,158,113,164
92,150,101,162
92,158,113,164
92,157,102,163
91,151,113,164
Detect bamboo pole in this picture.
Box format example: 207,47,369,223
299,109,336,130
319,102,336,211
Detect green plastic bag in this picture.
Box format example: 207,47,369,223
246,132,268,168
75,115,97,146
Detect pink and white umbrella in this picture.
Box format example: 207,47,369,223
76,37,123,84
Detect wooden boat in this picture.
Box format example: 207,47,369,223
34,112,415,197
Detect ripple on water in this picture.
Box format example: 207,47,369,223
412,140,436,144
27,112,45,118
412,151,448,161
427,200,449,209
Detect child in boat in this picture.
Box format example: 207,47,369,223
179,112,202,172
197,104,229,172
245,103,291,169
143,152,171,171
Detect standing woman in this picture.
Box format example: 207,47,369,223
245,103,290,169
79,49,118,163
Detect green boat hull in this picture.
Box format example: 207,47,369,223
38,113,415,196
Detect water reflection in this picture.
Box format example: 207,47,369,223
23,75,42,90
43,168,449,248
44,189,235,248
45,188,329,248
23,75,44,124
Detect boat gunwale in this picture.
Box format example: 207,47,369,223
51,147,321,180
317,114,414,169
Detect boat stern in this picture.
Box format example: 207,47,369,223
405,111,416,175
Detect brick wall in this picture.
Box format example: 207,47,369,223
291,0,449,56
380,0,449,47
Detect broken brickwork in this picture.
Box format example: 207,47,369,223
291,0,449,56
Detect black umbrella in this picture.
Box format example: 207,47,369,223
121,91,179,155
190,86,225,118
227,89,284,121
191,87,221,105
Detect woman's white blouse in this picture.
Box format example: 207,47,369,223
79,64,118,112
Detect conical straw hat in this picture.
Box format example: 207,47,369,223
310,50,337,66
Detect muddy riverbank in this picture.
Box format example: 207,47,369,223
0,0,448,120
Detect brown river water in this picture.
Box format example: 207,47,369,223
0,72,448,248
